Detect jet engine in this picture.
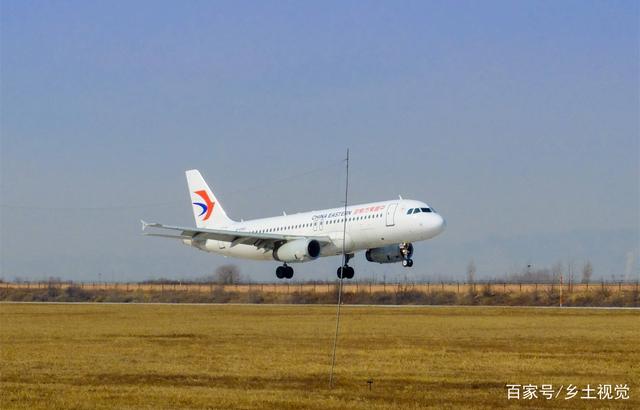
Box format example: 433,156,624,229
273,239,321,262
365,243,414,264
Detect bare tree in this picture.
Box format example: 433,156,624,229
507,264,555,283
567,260,575,287
624,251,635,281
466,260,477,284
581,261,593,284
214,264,241,284
551,261,564,283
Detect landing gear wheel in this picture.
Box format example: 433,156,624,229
345,266,355,279
337,266,355,279
285,266,294,279
276,265,294,279
402,259,413,268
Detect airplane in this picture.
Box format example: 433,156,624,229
142,169,446,279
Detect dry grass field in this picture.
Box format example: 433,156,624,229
1,304,638,409
3,281,638,295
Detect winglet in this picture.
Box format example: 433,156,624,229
141,220,164,231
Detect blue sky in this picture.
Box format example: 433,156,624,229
1,1,638,282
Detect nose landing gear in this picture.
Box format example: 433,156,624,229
400,242,414,268
275,264,294,279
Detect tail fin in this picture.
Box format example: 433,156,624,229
185,169,234,228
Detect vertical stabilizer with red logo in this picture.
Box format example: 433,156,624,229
186,169,234,229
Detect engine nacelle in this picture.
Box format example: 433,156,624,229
273,239,321,263
365,243,413,264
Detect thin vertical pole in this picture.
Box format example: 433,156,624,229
330,148,349,387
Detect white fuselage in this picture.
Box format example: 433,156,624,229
188,199,445,261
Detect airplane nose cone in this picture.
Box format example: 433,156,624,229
420,213,445,238
434,213,446,234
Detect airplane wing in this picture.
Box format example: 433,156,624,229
141,220,333,251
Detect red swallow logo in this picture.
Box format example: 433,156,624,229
193,190,215,221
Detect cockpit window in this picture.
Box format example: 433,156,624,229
409,207,436,214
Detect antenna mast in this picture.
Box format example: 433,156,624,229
329,148,349,387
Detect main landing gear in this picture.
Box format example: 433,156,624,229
400,242,413,267
276,264,294,279
337,253,355,279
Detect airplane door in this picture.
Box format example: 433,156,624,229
386,203,397,226
313,217,318,231
319,217,324,231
